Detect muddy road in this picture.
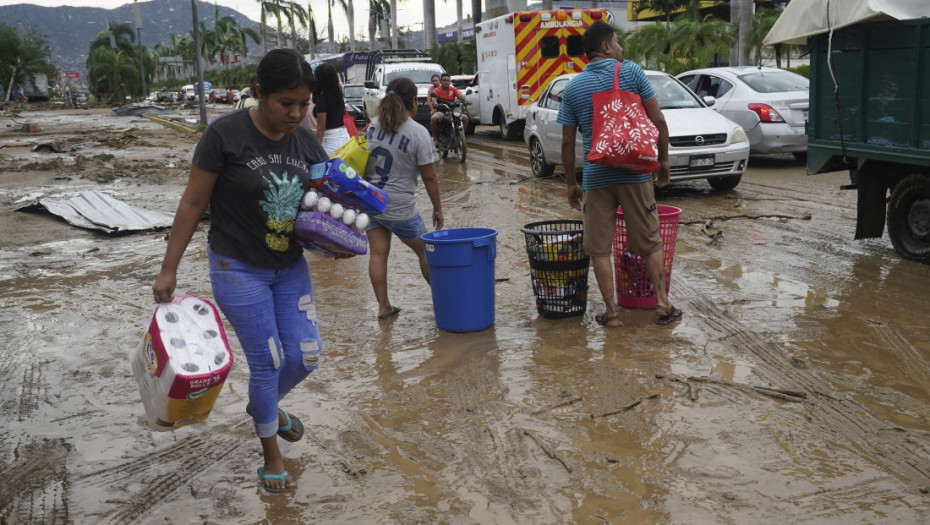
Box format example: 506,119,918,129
1,107,929,524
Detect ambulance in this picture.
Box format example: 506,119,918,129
474,8,613,139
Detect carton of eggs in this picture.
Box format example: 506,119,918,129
342,208,357,226
299,189,370,233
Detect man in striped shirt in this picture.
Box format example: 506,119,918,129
557,21,682,327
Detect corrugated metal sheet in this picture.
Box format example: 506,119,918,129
17,190,174,234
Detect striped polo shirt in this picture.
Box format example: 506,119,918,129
557,58,656,190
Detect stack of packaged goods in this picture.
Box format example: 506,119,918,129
296,159,389,257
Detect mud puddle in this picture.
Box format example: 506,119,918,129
1,111,928,524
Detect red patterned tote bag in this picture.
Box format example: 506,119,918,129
586,62,660,174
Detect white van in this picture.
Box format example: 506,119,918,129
181,84,196,101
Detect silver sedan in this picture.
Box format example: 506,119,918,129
525,71,751,190
677,66,809,157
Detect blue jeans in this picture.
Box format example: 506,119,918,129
208,247,322,439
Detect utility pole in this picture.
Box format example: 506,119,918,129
134,1,147,100
191,0,207,124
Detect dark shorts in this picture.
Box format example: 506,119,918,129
582,181,661,258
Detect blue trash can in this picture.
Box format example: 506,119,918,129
421,228,498,332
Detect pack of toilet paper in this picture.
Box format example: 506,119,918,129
131,294,233,431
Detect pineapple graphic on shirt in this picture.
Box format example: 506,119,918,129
260,170,304,252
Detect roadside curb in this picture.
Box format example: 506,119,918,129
143,114,202,138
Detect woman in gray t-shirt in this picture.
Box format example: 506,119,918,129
363,77,443,321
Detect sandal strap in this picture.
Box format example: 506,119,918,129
257,467,290,480
277,409,293,433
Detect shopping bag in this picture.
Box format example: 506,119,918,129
586,62,660,174
330,133,369,176
343,109,358,136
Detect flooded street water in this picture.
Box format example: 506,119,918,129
1,109,928,524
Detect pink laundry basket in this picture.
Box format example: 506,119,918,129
613,205,682,309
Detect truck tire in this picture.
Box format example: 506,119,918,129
496,109,520,140
707,174,741,191
466,120,476,135
529,138,554,177
887,174,930,260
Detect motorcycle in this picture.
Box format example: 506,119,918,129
435,100,467,163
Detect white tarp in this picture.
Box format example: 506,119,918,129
764,0,930,45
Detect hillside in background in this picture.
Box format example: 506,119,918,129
0,0,258,76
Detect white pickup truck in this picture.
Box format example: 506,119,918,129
361,55,445,128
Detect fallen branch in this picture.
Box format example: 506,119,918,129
658,374,807,403
590,394,660,418
523,430,572,473
680,213,812,225
531,396,582,416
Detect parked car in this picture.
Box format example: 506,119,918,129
524,71,750,190
676,66,809,158
343,83,367,128
209,88,231,104
154,89,176,103
231,89,241,103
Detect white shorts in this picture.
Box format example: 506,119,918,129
321,127,351,157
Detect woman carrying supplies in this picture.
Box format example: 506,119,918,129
363,77,444,321
153,49,329,494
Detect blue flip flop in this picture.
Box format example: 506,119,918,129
257,467,294,493
246,404,305,442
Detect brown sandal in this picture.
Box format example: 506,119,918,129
655,305,683,325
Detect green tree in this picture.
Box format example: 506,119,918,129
0,22,56,101
87,21,152,98
87,46,139,99
748,5,795,68
668,11,736,73
430,40,475,74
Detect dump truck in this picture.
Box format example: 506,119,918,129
765,0,930,261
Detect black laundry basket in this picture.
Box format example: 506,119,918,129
521,220,589,319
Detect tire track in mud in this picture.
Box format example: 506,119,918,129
673,282,930,488
0,438,70,525
0,335,46,423
74,432,247,524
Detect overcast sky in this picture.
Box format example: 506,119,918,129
0,0,472,40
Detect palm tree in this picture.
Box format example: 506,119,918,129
738,0,753,66
286,2,308,51
368,0,390,49
423,0,436,50
390,0,400,48
627,22,672,71
306,1,321,58
346,0,357,51
268,0,292,51
668,12,736,73
90,21,136,56
327,0,348,53
256,0,281,55
87,46,138,97
748,5,786,67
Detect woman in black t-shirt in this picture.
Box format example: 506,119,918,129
312,63,350,156
153,49,330,494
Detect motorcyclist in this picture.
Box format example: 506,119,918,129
429,73,471,143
